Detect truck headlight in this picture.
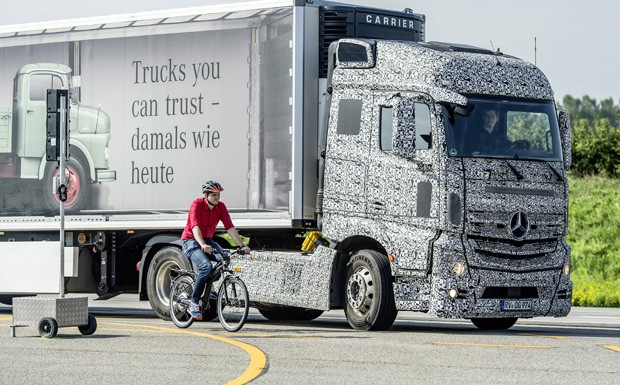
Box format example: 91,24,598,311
562,264,570,276
453,262,466,276
105,146,110,161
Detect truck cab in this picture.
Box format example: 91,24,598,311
2,63,115,212
318,39,572,329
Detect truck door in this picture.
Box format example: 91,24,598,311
367,92,440,273
20,72,64,158
322,94,370,219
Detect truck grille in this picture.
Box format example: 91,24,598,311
469,235,558,260
465,210,563,260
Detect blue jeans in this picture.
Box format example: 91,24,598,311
182,238,223,304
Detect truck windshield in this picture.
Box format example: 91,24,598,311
444,96,563,161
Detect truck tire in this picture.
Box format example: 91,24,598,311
343,250,397,331
471,317,518,330
256,304,324,321
146,246,191,320
43,156,91,213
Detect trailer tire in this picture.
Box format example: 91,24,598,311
146,246,191,320
257,304,324,321
343,250,397,331
471,317,518,330
43,156,91,213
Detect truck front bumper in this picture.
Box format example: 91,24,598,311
429,269,573,319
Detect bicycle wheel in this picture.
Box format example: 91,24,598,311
217,276,249,332
170,275,195,328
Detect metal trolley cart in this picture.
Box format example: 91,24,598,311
10,297,96,338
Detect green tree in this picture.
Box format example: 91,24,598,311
600,98,620,127
571,117,620,177
560,95,620,127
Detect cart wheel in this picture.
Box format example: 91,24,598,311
38,317,58,339
78,314,97,336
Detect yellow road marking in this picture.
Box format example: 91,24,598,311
0,316,11,321
518,333,567,339
100,321,267,385
601,345,620,353
433,342,552,349
227,333,323,339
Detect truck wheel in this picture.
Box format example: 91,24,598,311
471,318,518,330
343,250,397,331
257,304,324,321
43,156,91,213
146,246,191,320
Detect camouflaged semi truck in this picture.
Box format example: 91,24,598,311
235,37,573,331
0,1,571,331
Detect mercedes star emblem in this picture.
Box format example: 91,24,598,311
509,210,530,240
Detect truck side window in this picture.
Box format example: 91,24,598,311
337,99,362,135
379,106,393,151
414,103,432,150
29,74,63,101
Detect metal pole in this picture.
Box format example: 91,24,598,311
59,94,66,299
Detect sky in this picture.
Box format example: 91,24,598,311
0,0,617,104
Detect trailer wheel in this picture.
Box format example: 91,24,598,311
38,317,58,339
43,156,91,213
471,317,518,330
257,304,324,321
146,246,191,320
78,314,97,335
343,250,397,331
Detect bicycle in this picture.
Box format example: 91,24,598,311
169,249,249,332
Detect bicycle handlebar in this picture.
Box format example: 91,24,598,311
213,249,246,258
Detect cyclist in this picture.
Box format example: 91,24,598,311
181,180,251,320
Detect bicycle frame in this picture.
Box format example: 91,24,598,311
169,249,249,331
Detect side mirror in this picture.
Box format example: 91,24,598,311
393,99,416,159
557,109,572,168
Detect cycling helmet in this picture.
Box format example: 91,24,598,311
202,180,224,193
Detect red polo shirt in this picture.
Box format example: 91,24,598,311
181,198,234,240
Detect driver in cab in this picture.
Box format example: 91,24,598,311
467,108,511,154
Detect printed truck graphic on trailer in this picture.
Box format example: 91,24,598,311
0,63,115,214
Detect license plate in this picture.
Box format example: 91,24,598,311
501,299,532,311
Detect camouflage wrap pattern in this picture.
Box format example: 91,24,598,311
233,246,336,311
319,40,571,319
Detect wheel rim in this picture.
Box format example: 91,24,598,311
346,266,374,316
41,321,52,334
156,260,178,307
52,165,81,206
